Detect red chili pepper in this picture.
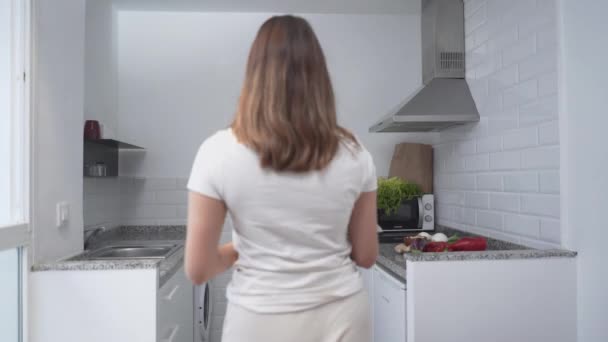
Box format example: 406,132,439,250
423,242,449,253
448,237,487,251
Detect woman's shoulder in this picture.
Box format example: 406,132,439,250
335,135,373,169
339,132,369,154
193,129,238,162
204,128,236,144
198,128,237,150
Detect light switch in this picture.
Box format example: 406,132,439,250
56,201,70,228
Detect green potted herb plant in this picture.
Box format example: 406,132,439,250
377,177,423,216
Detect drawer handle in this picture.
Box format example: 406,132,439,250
163,285,180,301
381,295,390,303
162,325,179,342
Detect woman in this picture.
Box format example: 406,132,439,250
185,15,378,342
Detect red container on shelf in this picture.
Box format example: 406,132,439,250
84,120,101,140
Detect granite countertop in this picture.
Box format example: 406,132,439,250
376,244,409,282
32,224,578,287
31,226,187,287
375,225,577,284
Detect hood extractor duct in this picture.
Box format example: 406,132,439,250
370,0,480,133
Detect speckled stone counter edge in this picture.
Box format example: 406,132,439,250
376,253,407,284
31,225,187,287
401,225,577,262
374,226,577,285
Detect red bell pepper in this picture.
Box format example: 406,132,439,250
448,237,487,251
423,242,449,252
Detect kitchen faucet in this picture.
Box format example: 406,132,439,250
84,224,106,250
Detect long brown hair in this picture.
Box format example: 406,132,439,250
232,15,358,172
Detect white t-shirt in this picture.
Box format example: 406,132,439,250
187,129,377,313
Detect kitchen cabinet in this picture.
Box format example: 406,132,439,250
157,266,194,342
373,265,406,342
31,265,194,342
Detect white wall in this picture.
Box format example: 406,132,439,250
82,0,120,229
433,0,561,248
116,11,431,178
84,0,118,138
32,0,86,262
560,1,608,341
111,0,421,15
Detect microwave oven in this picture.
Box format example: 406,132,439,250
377,194,434,235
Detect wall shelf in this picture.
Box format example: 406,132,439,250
84,139,144,150
84,139,145,177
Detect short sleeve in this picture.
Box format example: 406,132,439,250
361,148,377,193
187,136,223,200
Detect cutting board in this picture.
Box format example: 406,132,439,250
388,143,433,193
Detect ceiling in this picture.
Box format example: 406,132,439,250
111,0,421,15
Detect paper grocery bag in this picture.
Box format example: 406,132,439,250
388,143,433,193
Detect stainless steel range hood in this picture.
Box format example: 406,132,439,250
370,0,479,133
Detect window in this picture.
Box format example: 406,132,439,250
0,248,22,341
1,0,28,228
0,0,30,342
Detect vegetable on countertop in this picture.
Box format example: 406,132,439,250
447,234,460,243
423,242,449,253
394,243,410,254
431,233,448,242
448,237,487,251
395,232,488,254
417,232,432,240
404,235,426,246
410,237,428,251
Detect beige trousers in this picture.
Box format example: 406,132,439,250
221,290,372,342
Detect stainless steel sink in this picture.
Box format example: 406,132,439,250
86,244,181,260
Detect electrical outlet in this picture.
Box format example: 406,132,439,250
56,202,70,228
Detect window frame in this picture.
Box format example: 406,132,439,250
0,0,31,244
0,1,31,342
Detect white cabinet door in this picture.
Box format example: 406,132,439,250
373,265,406,342
158,267,194,342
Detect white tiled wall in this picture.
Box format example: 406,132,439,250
83,178,122,229
434,0,561,249
83,176,233,340
120,177,189,225
83,177,189,227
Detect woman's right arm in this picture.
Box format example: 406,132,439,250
348,191,379,268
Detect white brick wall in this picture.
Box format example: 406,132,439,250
83,178,122,229
84,176,191,226
434,0,561,248
120,177,189,225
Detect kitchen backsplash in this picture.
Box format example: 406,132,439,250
83,177,123,229
433,0,561,249
84,177,189,228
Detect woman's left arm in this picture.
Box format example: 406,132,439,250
185,192,238,285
